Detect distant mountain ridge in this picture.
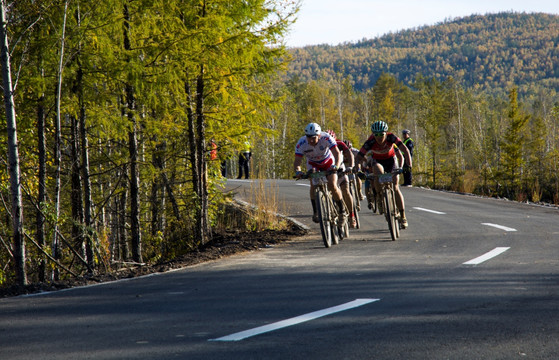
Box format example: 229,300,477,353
287,12,559,94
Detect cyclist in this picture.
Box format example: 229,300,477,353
326,130,356,228
362,144,404,213
294,123,348,224
344,139,365,201
356,121,412,228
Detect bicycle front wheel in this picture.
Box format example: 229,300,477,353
384,189,398,241
330,196,340,244
316,188,333,248
391,188,400,238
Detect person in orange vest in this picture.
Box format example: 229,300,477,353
209,139,218,161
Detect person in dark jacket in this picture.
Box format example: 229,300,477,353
237,140,252,179
401,129,414,186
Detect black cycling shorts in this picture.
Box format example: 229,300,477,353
373,156,397,172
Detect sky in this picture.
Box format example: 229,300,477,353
285,0,559,47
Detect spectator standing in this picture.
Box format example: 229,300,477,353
401,129,414,186
237,140,252,179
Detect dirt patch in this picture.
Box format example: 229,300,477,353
0,226,307,298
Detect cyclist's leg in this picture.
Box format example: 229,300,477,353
372,163,384,210
327,173,347,219
309,181,320,223
307,163,320,223
393,175,408,228
356,176,365,200
339,178,355,227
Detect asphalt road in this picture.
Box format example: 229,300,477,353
1,179,558,359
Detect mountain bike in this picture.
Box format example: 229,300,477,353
365,168,403,241
298,169,349,248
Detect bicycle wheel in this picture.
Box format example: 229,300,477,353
384,189,397,241
391,188,400,238
340,219,349,239
330,196,340,244
350,179,361,212
316,188,333,248
350,179,361,229
366,183,377,213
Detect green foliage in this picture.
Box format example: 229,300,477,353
0,0,299,288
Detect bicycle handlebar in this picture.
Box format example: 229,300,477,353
358,168,403,180
294,168,347,180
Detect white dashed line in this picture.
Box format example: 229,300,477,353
209,298,379,341
413,207,446,214
463,247,510,265
481,223,517,232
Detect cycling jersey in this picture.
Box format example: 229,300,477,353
295,132,338,170
335,140,351,169
358,133,403,160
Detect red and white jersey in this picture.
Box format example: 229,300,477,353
295,132,337,166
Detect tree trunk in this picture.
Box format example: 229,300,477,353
77,66,95,270
36,86,47,282
70,114,85,259
0,2,26,286
52,0,69,280
123,3,142,263
195,67,210,244
150,142,166,236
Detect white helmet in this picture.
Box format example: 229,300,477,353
304,122,321,136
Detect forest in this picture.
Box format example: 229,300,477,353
0,0,297,289
287,12,559,94
1,4,558,291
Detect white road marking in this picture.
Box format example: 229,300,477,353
463,247,510,265
209,298,379,342
481,223,517,232
413,207,446,214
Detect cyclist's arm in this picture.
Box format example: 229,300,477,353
394,145,404,168
355,152,365,166
330,145,342,168
293,155,304,172
342,146,354,168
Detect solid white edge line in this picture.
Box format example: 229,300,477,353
463,247,510,265
413,207,446,214
481,223,517,232
209,298,380,342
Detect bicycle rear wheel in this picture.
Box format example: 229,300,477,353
349,179,361,229
330,197,341,244
384,189,398,241
316,188,333,248
366,183,377,213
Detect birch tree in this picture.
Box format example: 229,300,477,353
0,0,26,286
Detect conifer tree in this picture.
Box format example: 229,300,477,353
499,87,530,198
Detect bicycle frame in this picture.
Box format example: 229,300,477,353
366,169,402,241
300,170,348,247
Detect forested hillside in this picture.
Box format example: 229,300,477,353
287,12,559,94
